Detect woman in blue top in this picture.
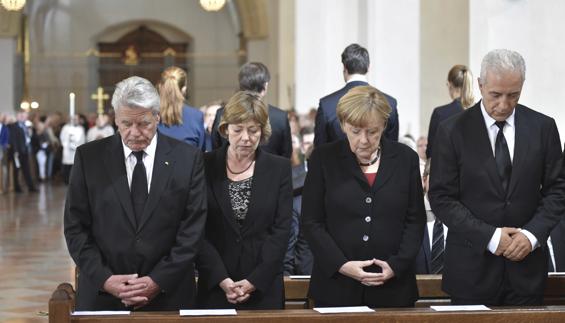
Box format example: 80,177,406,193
157,66,206,150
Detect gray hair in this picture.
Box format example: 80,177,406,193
111,76,160,113
480,49,526,84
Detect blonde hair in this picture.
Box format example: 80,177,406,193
219,91,271,144
158,66,187,126
448,65,475,109
337,85,391,129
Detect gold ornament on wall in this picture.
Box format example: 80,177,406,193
1,0,26,11
199,0,226,12
123,45,139,66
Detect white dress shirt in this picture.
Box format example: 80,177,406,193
425,195,447,251
480,102,539,253
122,133,157,192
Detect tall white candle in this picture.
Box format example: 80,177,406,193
69,92,75,117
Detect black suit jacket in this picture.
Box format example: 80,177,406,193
8,122,28,154
415,223,432,274
314,81,399,147
302,139,425,307
64,133,207,310
196,147,292,309
429,102,563,299
426,99,463,158
211,104,292,158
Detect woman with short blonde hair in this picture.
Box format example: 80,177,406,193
197,91,291,310
218,91,271,144
302,85,425,308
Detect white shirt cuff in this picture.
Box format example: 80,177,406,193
487,228,501,254
520,229,539,251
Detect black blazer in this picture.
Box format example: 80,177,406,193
196,147,292,309
429,102,563,299
414,223,432,274
426,99,464,158
314,81,399,147
64,133,207,310
302,139,425,307
211,105,292,158
8,122,28,154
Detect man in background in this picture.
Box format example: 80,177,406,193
314,43,399,147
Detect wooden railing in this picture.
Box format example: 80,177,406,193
50,275,565,322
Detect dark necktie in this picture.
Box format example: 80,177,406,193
494,121,512,192
131,151,148,225
431,219,444,274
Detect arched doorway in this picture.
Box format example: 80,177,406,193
95,23,192,113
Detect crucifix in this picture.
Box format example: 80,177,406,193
91,87,110,115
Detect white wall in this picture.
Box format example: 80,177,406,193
470,0,565,141
295,0,360,113
367,0,420,138
295,0,421,138
420,0,469,137
0,38,16,115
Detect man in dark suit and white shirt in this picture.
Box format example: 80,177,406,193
211,62,292,158
314,43,399,147
415,161,447,274
64,76,207,310
429,49,564,305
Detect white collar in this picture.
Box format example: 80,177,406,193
346,74,368,84
480,100,515,128
122,132,158,158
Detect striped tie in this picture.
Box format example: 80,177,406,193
431,219,444,274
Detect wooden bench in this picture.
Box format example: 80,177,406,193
285,274,565,308
68,272,565,308
49,284,565,323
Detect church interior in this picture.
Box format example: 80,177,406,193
2,0,565,322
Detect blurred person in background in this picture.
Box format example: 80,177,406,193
426,64,475,159
86,114,115,142
0,113,9,193
60,115,86,184
203,101,223,152
157,66,206,150
8,110,37,193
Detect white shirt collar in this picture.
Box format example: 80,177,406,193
346,74,368,84
121,132,158,159
480,100,515,129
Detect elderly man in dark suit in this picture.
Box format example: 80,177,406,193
211,62,292,158
64,76,207,311
314,43,399,147
429,49,564,306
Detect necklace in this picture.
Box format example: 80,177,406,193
358,147,381,167
227,157,255,175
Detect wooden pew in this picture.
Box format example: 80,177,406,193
284,275,565,308
49,284,565,323
69,272,565,309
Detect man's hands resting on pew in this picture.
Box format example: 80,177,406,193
219,278,256,304
103,274,160,309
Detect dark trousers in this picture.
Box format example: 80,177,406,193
62,164,73,185
451,274,543,306
12,151,35,191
